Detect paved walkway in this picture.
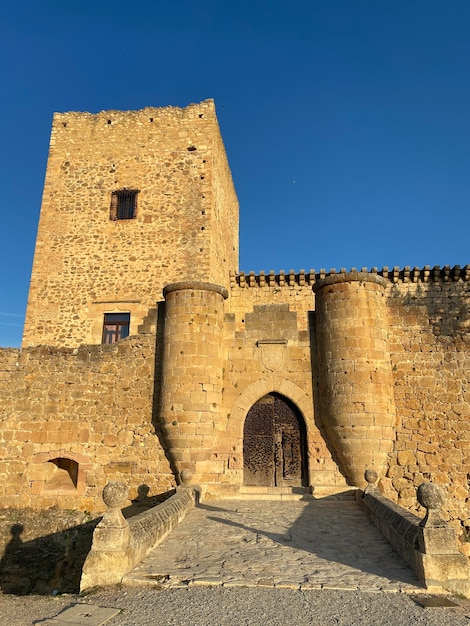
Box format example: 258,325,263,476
124,499,423,592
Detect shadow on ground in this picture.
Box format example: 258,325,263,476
199,499,421,586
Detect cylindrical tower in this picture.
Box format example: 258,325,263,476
313,272,396,486
160,281,227,485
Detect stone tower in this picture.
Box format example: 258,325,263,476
313,272,397,486
23,100,238,347
160,281,228,485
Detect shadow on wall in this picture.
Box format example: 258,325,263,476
0,518,98,595
0,485,174,595
307,310,350,486
391,278,469,339
151,300,180,481
121,485,176,518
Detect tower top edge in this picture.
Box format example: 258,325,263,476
52,99,216,119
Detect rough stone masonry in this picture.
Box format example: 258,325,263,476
0,99,469,558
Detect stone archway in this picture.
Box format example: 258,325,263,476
243,393,307,487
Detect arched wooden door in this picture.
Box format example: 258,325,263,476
243,393,307,487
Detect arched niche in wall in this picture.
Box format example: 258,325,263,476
30,450,90,496
43,457,79,492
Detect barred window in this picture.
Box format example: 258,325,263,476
110,189,139,220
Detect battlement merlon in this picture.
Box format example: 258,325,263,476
230,265,470,288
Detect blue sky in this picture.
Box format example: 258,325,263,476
1,1,469,347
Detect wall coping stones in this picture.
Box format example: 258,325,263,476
313,271,389,293
163,281,228,299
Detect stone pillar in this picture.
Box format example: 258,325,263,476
416,483,470,596
80,482,130,590
160,281,228,486
313,272,396,486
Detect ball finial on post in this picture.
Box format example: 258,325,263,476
364,469,379,494
417,482,445,527
102,481,129,509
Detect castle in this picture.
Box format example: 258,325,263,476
1,99,469,547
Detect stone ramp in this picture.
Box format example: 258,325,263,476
123,499,423,592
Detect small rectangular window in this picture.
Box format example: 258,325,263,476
110,189,138,220
102,313,130,344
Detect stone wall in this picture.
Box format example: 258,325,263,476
0,508,98,594
385,273,470,542
209,124,239,286
222,267,470,542
228,269,316,333
3,266,470,543
224,270,347,493
22,100,238,348
0,336,174,511
9,99,470,558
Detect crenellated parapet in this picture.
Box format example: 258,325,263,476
230,264,470,288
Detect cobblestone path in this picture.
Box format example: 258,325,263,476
124,499,423,592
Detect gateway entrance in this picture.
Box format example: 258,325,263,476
243,393,307,487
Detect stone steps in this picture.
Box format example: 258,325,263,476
217,486,359,502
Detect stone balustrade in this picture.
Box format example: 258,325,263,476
80,478,199,591
360,471,470,597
